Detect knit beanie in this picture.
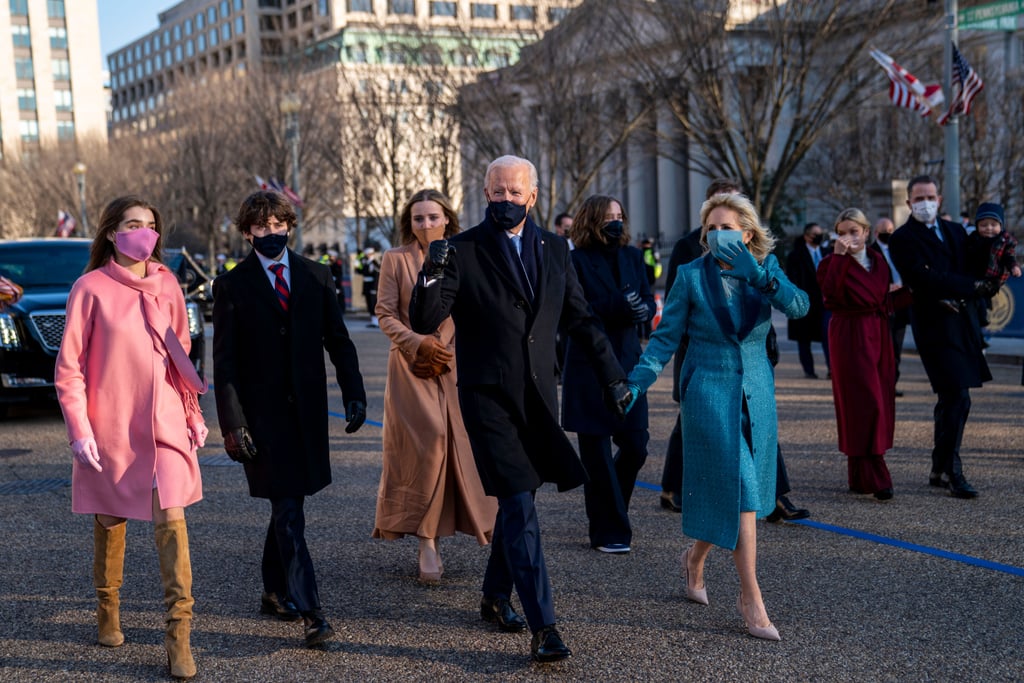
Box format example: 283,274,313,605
975,202,1004,226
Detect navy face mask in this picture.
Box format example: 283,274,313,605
251,232,289,259
602,220,624,241
487,200,528,230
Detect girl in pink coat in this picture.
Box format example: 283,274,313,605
55,196,207,680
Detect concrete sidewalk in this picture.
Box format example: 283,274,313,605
0,319,1021,681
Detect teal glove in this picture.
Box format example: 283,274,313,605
718,241,768,289
623,383,640,415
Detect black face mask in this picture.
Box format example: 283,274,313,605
601,220,624,241
810,233,824,246
487,200,528,230
876,232,890,244
251,232,289,259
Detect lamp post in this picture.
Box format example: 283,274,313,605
279,93,303,254
72,161,88,236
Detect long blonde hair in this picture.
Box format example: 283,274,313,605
699,193,775,262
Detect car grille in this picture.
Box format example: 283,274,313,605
28,312,66,353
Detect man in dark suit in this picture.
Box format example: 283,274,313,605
871,216,910,395
410,155,630,663
212,191,367,647
888,175,994,499
786,222,830,378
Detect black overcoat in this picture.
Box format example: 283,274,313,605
887,216,991,393
785,239,828,342
212,250,366,498
409,216,625,498
560,244,653,435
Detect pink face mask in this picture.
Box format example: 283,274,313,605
114,228,159,262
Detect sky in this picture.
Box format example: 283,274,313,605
97,0,175,66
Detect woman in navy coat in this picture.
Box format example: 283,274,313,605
627,193,809,641
561,195,655,554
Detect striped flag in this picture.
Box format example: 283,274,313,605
56,210,76,237
255,175,269,190
937,44,984,126
869,48,944,117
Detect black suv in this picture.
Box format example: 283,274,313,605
0,239,205,417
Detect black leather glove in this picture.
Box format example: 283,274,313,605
623,288,649,323
424,240,455,280
603,380,637,420
974,278,1000,299
224,427,257,463
345,400,367,433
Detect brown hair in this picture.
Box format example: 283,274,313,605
706,178,742,199
699,193,775,262
86,196,165,273
569,195,630,250
398,189,461,246
235,191,296,234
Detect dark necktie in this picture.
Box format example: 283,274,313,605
269,263,289,311
510,233,534,298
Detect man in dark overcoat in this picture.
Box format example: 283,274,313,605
786,222,830,378
888,175,993,499
212,191,367,647
410,155,629,663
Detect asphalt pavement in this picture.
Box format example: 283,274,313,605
1,316,1022,682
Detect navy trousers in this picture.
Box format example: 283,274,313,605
481,491,554,633
261,496,320,614
933,388,971,477
578,430,648,547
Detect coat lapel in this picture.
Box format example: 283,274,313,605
239,251,289,320
701,254,737,338
481,225,532,306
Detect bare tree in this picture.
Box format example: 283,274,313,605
610,0,937,222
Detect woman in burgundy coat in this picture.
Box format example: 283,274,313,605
817,208,896,500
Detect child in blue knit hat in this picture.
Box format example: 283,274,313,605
965,202,1020,330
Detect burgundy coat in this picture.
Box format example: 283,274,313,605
818,251,895,457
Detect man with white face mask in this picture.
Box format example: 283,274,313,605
888,175,995,499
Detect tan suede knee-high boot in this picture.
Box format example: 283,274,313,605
93,517,126,647
154,519,196,680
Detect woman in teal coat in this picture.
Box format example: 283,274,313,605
626,193,808,641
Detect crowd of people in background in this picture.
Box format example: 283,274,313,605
48,162,1021,678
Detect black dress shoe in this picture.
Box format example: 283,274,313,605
766,496,810,522
873,488,894,501
659,491,682,512
948,474,979,499
929,472,948,488
302,610,335,648
480,596,527,633
531,625,571,663
260,592,302,622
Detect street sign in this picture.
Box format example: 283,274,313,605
959,0,1023,29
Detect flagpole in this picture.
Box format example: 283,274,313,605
944,0,960,218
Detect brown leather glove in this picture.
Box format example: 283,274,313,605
412,336,453,378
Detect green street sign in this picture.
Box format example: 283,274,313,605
959,0,1024,29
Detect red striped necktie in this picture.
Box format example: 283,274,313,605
269,263,289,311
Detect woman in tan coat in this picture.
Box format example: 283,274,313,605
372,189,496,582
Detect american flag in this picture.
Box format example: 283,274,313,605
937,44,984,126
55,210,76,237
870,48,944,117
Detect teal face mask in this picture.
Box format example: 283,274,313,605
706,229,744,259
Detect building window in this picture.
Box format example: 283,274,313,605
155,54,162,69
55,89,73,112
510,4,534,20
46,0,64,18
57,120,74,141
17,88,36,110
549,7,570,22
348,0,372,10
259,0,281,7
174,25,181,41
301,5,312,21
163,30,171,47
235,0,244,10
144,39,151,56
381,43,409,64
145,58,152,75
185,19,193,36
318,0,328,15
197,13,205,30
15,57,33,79
287,11,297,28
430,1,455,17
175,44,183,61
135,64,142,79
486,50,509,67
11,24,31,47
185,40,194,57
235,16,245,34
220,0,230,18
471,3,496,19
9,0,28,16
49,26,69,50
222,23,231,40
209,28,218,46
198,34,206,51
19,119,39,142
389,0,414,15
208,7,217,23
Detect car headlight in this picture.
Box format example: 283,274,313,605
185,302,202,338
0,313,22,350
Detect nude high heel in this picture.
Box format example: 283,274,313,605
737,594,780,641
417,540,443,584
680,547,708,605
